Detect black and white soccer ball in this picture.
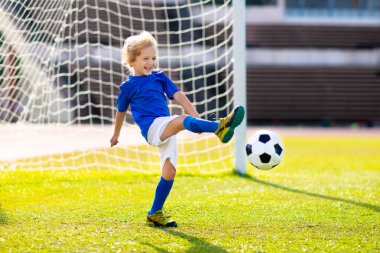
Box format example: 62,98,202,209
246,130,284,170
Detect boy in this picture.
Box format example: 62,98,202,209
110,31,244,227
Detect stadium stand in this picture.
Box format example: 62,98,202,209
205,24,380,49
247,67,380,125
204,20,380,124
246,24,380,48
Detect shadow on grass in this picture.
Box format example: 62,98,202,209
139,241,169,253
0,204,7,225
141,228,228,253
237,172,380,212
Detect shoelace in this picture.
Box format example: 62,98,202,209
161,210,171,219
155,211,171,222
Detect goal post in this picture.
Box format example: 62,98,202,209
233,0,247,174
0,0,247,174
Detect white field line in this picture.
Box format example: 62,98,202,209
0,125,379,161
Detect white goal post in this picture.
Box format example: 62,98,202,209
0,0,247,174
233,0,247,174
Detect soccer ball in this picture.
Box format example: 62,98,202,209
246,130,284,170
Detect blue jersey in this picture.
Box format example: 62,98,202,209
117,71,180,141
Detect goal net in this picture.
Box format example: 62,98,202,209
0,0,236,174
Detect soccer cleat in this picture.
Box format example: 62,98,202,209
215,106,245,143
146,210,178,228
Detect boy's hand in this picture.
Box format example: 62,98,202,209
110,135,119,147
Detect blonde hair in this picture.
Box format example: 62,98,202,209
122,31,157,71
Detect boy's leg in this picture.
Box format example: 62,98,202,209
160,106,244,143
148,158,176,215
147,158,177,227
160,115,218,142
149,136,177,215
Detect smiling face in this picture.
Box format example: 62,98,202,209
131,46,157,76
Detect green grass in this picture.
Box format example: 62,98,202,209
1,135,380,252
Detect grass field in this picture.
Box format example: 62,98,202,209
1,134,379,252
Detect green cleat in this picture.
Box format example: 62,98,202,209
215,106,245,143
146,210,177,228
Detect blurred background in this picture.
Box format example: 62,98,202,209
1,0,379,128
245,0,380,127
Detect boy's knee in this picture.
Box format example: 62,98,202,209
162,158,176,180
179,114,188,122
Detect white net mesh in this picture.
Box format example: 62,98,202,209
0,0,235,174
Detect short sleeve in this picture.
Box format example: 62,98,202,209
117,85,129,112
158,71,180,100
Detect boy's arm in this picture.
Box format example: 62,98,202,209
173,91,200,118
110,111,127,147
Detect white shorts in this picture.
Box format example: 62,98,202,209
147,115,179,168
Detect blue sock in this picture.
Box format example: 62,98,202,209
148,177,174,215
183,116,218,133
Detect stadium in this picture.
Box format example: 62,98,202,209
0,0,379,252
